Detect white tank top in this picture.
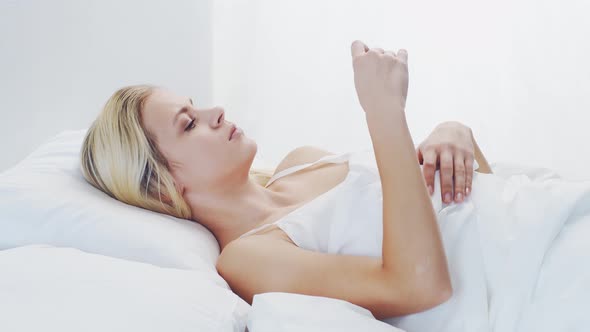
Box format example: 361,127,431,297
238,148,479,257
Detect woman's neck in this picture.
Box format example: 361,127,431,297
185,178,297,251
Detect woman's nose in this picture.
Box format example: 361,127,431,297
210,106,225,127
196,106,225,127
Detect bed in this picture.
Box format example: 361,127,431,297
1,129,589,331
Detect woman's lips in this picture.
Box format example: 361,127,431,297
230,126,242,140
229,125,236,140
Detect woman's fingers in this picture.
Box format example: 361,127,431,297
397,49,408,64
416,146,424,164
439,150,454,203
351,40,369,57
350,41,406,62
421,148,437,195
420,145,473,203
453,154,466,202
464,157,474,196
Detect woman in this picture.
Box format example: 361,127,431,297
80,41,493,319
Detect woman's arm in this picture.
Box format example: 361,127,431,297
471,131,493,174
367,110,452,297
350,40,452,297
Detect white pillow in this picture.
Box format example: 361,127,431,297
0,244,250,332
247,292,404,332
0,129,269,277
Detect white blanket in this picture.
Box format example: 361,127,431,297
245,164,590,331
382,165,590,331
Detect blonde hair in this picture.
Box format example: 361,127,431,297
80,84,275,220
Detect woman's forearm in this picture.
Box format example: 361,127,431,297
470,131,493,174
365,108,452,298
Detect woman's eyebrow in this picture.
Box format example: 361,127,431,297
172,98,194,127
173,106,190,127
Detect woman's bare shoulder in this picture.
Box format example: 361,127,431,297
273,145,335,176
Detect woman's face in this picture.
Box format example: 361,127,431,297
141,88,257,193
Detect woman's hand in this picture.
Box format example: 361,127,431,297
350,40,409,114
416,121,475,204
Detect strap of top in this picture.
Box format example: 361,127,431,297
265,152,351,188
238,152,352,240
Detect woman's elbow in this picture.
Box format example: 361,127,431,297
430,285,453,307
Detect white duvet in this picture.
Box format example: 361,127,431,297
246,163,590,332
382,164,590,331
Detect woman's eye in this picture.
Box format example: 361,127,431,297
185,119,196,132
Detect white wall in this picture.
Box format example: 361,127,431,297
3,0,589,179
212,0,590,179
0,0,212,172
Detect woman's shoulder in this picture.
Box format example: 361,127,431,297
273,145,336,176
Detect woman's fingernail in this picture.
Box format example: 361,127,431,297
428,185,433,195
444,193,452,203
456,193,463,202
466,187,471,196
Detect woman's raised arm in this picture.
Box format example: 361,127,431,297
351,40,452,298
